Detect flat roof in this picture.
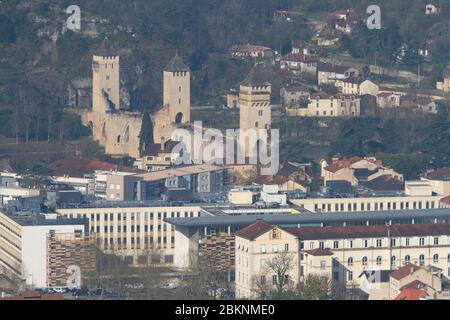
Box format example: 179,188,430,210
135,164,223,181
2,213,88,227
165,208,450,228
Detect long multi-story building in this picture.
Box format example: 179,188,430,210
56,205,205,265
0,212,91,288
235,220,450,299
168,208,450,280
290,195,443,213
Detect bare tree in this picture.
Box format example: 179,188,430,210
252,252,296,299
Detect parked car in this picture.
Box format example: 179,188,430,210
160,281,178,290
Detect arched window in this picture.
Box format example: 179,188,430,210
376,256,382,265
419,254,425,266
405,255,411,264
362,256,368,266
347,257,353,267
391,256,396,266
433,254,439,263
117,135,121,143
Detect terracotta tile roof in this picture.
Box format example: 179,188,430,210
286,224,450,241
305,248,334,256
400,99,418,108
323,156,368,173
235,219,274,241
441,196,450,204
401,279,428,290
426,167,450,181
390,263,421,280
394,288,428,300
50,158,142,177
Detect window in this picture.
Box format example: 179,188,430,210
272,275,277,285
319,241,324,249
260,245,266,253
419,254,425,266
284,243,289,252
348,271,353,281
434,237,439,245
348,240,353,248
376,239,382,247
362,256,368,266
376,256,382,265
363,240,369,248
272,245,278,253
333,241,339,249
390,239,396,247
419,238,425,246
448,254,450,262
348,257,353,267
433,254,439,263
391,256,396,266
405,238,410,247
320,260,326,270
405,255,411,264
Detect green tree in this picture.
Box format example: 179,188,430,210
138,111,154,156
297,274,329,300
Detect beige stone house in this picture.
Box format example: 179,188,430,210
286,92,360,117
390,263,442,299
321,156,403,186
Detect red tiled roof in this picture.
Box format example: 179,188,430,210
401,279,428,290
49,158,142,177
441,196,450,204
390,263,421,281
324,156,366,173
426,167,450,180
235,219,274,241
305,248,334,256
394,288,428,300
400,100,417,108
286,224,450,241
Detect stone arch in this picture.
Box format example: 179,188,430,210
175,112,183,124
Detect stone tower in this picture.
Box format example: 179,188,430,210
91,39,120,142
239,63,272,132
239,63,272,157
163,52,191,124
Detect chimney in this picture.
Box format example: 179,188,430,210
161,142,165,151
410,267,414,275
